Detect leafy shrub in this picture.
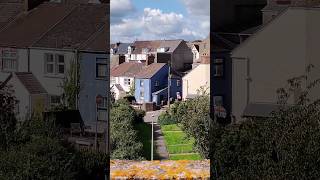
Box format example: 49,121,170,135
158,111,176,126
135,109,146,123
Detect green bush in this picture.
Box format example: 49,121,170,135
135,109,146,123
158,111,176,126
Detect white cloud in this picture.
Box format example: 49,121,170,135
143,8,184,35
110,6,209,43
110,0,135,24
180,0,210,17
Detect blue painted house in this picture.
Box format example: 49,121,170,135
78,26,109,133
134,63,182,105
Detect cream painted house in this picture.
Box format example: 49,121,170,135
182,56,210,100
231,7,320,122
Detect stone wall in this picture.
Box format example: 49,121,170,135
110,160,210,179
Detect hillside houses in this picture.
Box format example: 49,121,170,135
0,2,109,130
110,36,210,110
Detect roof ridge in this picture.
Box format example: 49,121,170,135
30,5,78,47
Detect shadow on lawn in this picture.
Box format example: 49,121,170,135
134,122,160,160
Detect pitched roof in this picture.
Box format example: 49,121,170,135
110,62,144,77
135,63,167,79
15,72,47,94
0,2,24,30
115,43,132,54
0,3,75,48
131,40,182,54
212,33,236,51
80,23,108,52
114,84,124,91
31,3,108,49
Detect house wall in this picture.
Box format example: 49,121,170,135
306,9,320,101
117,76,134,92
9,75,30,122
29,49,75,96
231,8,307,121
78,52,109,126
0,48,28,72
172,41,193,71
212,51,232,115
135,78,151,103
182,64,210,100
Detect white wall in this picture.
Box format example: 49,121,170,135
231,8,308,121
182,64,210,99
9,74,30,122
29,49,75,96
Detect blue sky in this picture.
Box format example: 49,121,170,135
110,0,210,43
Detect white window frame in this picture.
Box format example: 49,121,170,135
124,78,131,86
155,81,159,87
44,53,65,75
214,58,224,77
140,80,144,87
1,49,18,71
176,80,181,87
140,91,144,100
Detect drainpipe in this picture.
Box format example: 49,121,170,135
75,49,79,110
27,48,30,72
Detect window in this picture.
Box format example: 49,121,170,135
155,81,159,87
50,95,61,106
111,77,116,85
213,96,223,106
176,80,181,87
96,63,107,78
214,58,224,77
124,78,131,86
140,91,144,100
57,55,65,74
140,80,144,87
97,97,108,108
98,110,107,121
44,53,65,75
2,49,17,71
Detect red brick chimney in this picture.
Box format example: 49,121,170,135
146,54,155,66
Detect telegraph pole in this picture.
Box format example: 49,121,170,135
167,61,171,108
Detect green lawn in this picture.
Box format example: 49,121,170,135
161,124,202,160
169,153,202,160
167,144,194,154
134,122,158,160
162,131,192,145
161,124,182,131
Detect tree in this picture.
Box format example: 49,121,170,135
0,83,17,151
128,83,135,96
211,66,320,179
61,60,80,110
110,100,143,160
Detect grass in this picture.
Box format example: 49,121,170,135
169,153,202,160
161,124,202,160
161,124,182,131
162,131,193,145
134,122,158,160
167,144,194,154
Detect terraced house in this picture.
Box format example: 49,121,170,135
0,1,109,131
